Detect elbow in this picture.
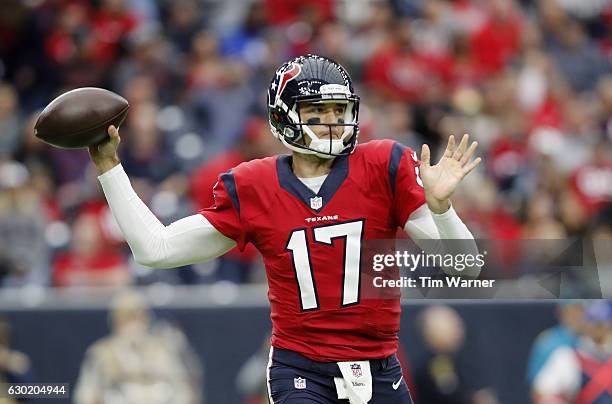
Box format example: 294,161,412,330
134,253,170,269
134,255,157,268
131,236,175,269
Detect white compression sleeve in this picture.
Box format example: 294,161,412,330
404,203,481,277
98,164,236,269
404,203,475,240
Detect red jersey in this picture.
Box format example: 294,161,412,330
200,140,425,361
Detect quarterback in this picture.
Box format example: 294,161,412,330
90,55,481,403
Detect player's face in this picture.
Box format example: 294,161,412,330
298,102,347,141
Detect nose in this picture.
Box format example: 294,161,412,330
323,111,343,137
318,110,335,124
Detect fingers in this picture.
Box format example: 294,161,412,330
452,134,469,160
455,134,480,176
108,125,119,140
434,133,482,178
460,140,478,165
107,125,121,150
443,135,455,158
421,143,431,169
463,157,482,177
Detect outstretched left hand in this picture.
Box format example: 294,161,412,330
420,134,482,214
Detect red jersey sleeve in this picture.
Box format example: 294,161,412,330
198,171,250,251
389,142,426,227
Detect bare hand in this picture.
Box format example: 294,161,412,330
88,126,121,174
420,134,481,213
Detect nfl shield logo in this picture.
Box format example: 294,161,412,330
310,196,323,210
294,377,306,389
351,363,362,378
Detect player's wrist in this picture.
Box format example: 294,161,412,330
426,196,451,214
94,156,121,175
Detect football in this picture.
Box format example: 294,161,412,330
34,87,129,149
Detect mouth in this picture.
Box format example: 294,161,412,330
317,133,342,140
310,126,343,139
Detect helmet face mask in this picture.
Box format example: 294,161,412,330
268,55,360,159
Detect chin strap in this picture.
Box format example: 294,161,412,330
310,138,345,158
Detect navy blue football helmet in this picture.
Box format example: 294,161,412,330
267,55,360,158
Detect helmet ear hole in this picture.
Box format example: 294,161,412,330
283,127,302,142
283,127,294,139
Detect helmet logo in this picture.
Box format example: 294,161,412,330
273,63,302,106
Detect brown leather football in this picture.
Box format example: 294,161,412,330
35,87,129,149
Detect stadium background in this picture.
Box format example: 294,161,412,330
0,0,610,403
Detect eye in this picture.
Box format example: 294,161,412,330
302,106,319,114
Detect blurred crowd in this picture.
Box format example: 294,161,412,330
74,290,203,404
0,0,611,288
529,300,612,403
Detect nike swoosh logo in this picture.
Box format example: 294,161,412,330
392,375,403,390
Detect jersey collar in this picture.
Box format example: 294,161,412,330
276,154,349,213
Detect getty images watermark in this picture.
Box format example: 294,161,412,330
361,238,608,299
371,250,495,289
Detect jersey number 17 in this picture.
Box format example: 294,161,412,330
285,219,364,311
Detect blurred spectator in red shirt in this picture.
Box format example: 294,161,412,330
53,212,131,287
469,0,522,76
363,18,452,103
264,0,334,26
44,1,92,65
569,143,612,216
44,0,139,88
88,0,139,65
44,2,106,87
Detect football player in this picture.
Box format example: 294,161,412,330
89,55,481,403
